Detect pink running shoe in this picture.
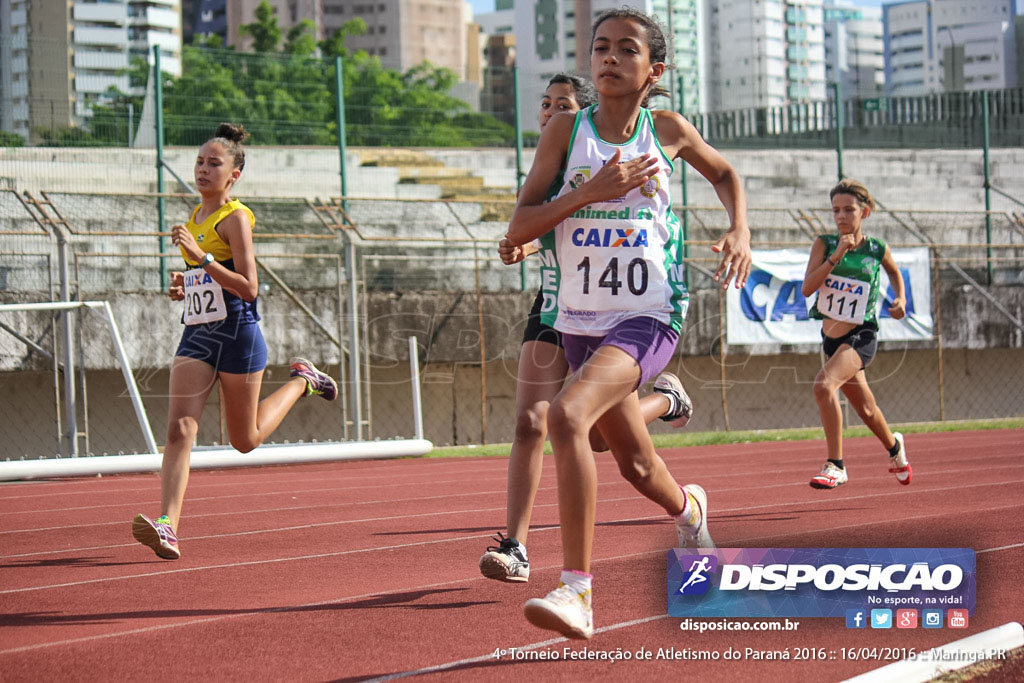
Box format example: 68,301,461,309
289,357,338,401
132,513,180,560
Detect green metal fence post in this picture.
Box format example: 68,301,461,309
514,66,527,291
982,89,993,285
335,56,348,213
154,46,167,291
831,81,844,181
678,74,690,292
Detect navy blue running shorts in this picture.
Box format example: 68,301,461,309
175,318,268,374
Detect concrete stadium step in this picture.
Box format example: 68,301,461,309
354,148,445,168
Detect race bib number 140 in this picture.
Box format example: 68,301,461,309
817,273,870,324
183,267,227,325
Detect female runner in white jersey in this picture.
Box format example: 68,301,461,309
503,8,752,639
480,74,695,585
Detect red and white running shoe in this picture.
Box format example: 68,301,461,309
888,432,912,485
810,462,848,489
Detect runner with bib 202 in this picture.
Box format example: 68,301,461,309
130,123,338,562
802,179,912,491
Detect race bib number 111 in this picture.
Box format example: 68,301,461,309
817,273,869,324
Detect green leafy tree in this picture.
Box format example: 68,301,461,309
77,2,513,149
239,1,281,53
319,19,367,59
284,20,316,56
0,130,26,147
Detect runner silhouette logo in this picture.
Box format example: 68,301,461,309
677,555,718,596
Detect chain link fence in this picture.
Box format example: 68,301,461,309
2,41,1022,458
2,188,1022,458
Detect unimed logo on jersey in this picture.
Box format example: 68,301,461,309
667,548,976,618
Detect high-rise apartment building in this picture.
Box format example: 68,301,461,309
705,0,826,111
476,0,702,129
0,0,181,142
823,0,884,99
323,0,466,75
883,0,1016,96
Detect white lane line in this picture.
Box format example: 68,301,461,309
3,481,1021,591
0,548,658,655
4,454,1021,536
2,529,1020,660
4,466,1021,558
0,462,516,501
3,432,1016,502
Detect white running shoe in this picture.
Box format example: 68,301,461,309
809,462,849,489
676,484,714,549
653,372,694,428
523,584,593,640
888,432,912,485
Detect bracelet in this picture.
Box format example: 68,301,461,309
827,255,839,266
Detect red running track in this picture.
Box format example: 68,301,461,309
1,429,1022,682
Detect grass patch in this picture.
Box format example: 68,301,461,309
422,417,1023,459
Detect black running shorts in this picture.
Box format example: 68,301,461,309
822,324,878,369
521,289,562,348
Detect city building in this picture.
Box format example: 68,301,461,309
704,0,827,111
823,0,884,99
323,0,466,75
0,0,182,142
474,0,703,130
883,0,1017,96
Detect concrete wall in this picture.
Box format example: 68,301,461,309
1,284,1021,457
2,146,1023,211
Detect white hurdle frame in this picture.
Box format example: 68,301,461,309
0,325,432,480
0,300,158,454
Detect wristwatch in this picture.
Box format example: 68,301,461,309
200,252,215,268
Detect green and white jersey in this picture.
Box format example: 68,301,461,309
809,234,887,328
539,106,689,335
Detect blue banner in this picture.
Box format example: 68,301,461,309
667,548,975,618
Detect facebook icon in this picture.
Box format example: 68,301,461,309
846,609,867,629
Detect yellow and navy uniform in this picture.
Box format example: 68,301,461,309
174,199,266,374
181,199,254,266
180,199,259,323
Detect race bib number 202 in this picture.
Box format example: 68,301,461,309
183,267,227,325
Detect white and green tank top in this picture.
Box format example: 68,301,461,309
539,106,689,335
809,234,887,328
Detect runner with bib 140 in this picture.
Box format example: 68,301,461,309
503,7,751,640
802,179,912,490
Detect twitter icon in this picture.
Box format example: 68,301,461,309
871,609,893,629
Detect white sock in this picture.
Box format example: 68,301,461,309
560,569,592,595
